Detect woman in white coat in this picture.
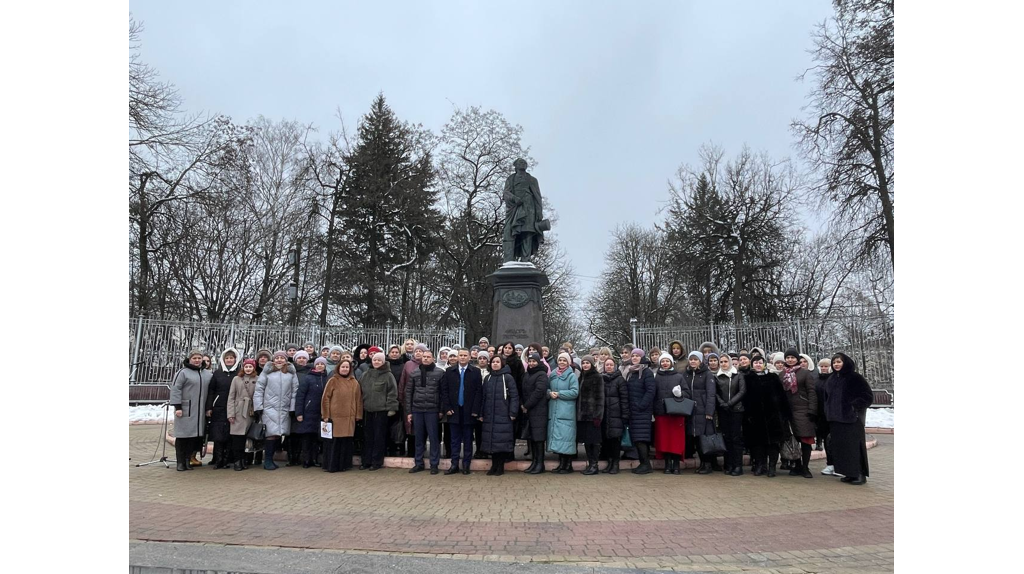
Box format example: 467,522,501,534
254,351,299,470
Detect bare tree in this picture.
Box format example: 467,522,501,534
792,0,894,268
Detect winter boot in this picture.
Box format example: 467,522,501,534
528,443,545,474
582,445,599,475
175,440,189,471
767,462,777,477
633,443,652,474
263,439,279,470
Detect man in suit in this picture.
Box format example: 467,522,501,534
440,348,484,475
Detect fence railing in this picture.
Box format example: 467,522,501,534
129,317,465,386
633,315,893,391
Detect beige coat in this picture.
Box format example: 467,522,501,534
321,374,363,438
227,374,258,435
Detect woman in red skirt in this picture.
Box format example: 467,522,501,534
652,352,688,474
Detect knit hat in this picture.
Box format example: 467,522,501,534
557,352,572,365
687,351,703,361
528,352,542,362
631,348,645,357
242,358,256,367
303,341,315,348
313,357,328,368
321,346,331,353
388,344,401,353
415,343,429,352
477,350,490,361
368,345,383,355
784,348,800,360
187,349,204,358
658,352,674,367
329,345,345,355
706,352,719,360
515,344,524,352
294,350,309,361
439,346,451,356
272,350,288,360
372,352,386,362
581,354,596,367
471,345,481,352
771,352,785,364
285,342,299,351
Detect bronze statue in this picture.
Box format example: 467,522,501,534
502,158,548,263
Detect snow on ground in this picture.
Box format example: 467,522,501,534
866,407,894,428
130,404,176,423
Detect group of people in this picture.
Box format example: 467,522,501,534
168,336,874,485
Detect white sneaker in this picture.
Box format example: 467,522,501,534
821,465,835,476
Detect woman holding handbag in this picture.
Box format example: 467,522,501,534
321,359,363,473
227,358,259,471
781,348,818,478
684,351,719,475
600,358,630,474
653,352,688,475
254,351,299,470
624,348,656,474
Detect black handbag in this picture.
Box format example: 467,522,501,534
664,397,695,416
245,415,266,442
699,432,727,456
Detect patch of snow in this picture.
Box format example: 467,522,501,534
130,404,175,423
866,407,894,429
500,261,537,269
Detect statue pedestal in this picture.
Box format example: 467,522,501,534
489,263,549,347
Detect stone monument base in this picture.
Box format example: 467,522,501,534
489,262,548,347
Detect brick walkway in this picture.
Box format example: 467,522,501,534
129,426,894,572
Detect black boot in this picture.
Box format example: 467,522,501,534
753,463,765,476
710,456,723,472
175,439,189,471
524,443,538,473
264,439,279,470
633,443,652,474
494,453,506,476
562,454,574,474
582,445,599,475
528,442,545,474
800,443,813,478
767,462,777,477
609,455,620,474
673,455,682,475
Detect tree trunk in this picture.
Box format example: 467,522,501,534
870,95,895,267
136,174,151,316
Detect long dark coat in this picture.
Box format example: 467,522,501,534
742,370,792,446
521,366,550,441
480,366,520,453
652,368,686,416
683,364,718,436
601,370,630,439
781,367,818,438
624,365,656,443
294,368,329,434
822,355,873,424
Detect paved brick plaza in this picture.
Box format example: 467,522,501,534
129,425,894,572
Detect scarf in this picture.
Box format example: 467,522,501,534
782,364,800,394
555,365,569,377
626,362,645,375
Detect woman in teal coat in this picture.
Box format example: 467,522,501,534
547,352,580,474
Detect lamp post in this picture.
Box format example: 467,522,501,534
630,317,637,347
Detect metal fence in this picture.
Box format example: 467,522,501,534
633,315,894,391
129,317,465,386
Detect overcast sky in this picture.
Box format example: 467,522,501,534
130,0,835,298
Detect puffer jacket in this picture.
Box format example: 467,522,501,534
359,363,399,413
294,368,329,434
716,367,746,413
653,367,687,416
683,363,717,436
480,366,520,453
546,367,579,454
624,365,656,443
602,370,630,439
575,367,605,422
254,364,299,436
405,363,445,413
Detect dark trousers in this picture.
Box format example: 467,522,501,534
323,437,353,471
750,443,780,467
301,432,321,465
684,433,697,459
474,420,484,453
413,412,440,468
230,435,247,464
719,410,744,469
362,411,388,467
449,420,474,468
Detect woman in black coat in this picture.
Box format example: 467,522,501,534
480,355,520,476
683,351,719,474
294,358,329,468
575,356,606,475
600,358,630,474
715,355,746,476
205,347,240,469
501,341,526,457
823,352,873,485
623,349,656,474
521,353,550,474
742,355,792,477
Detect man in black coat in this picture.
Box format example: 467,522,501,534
440,348,483,475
